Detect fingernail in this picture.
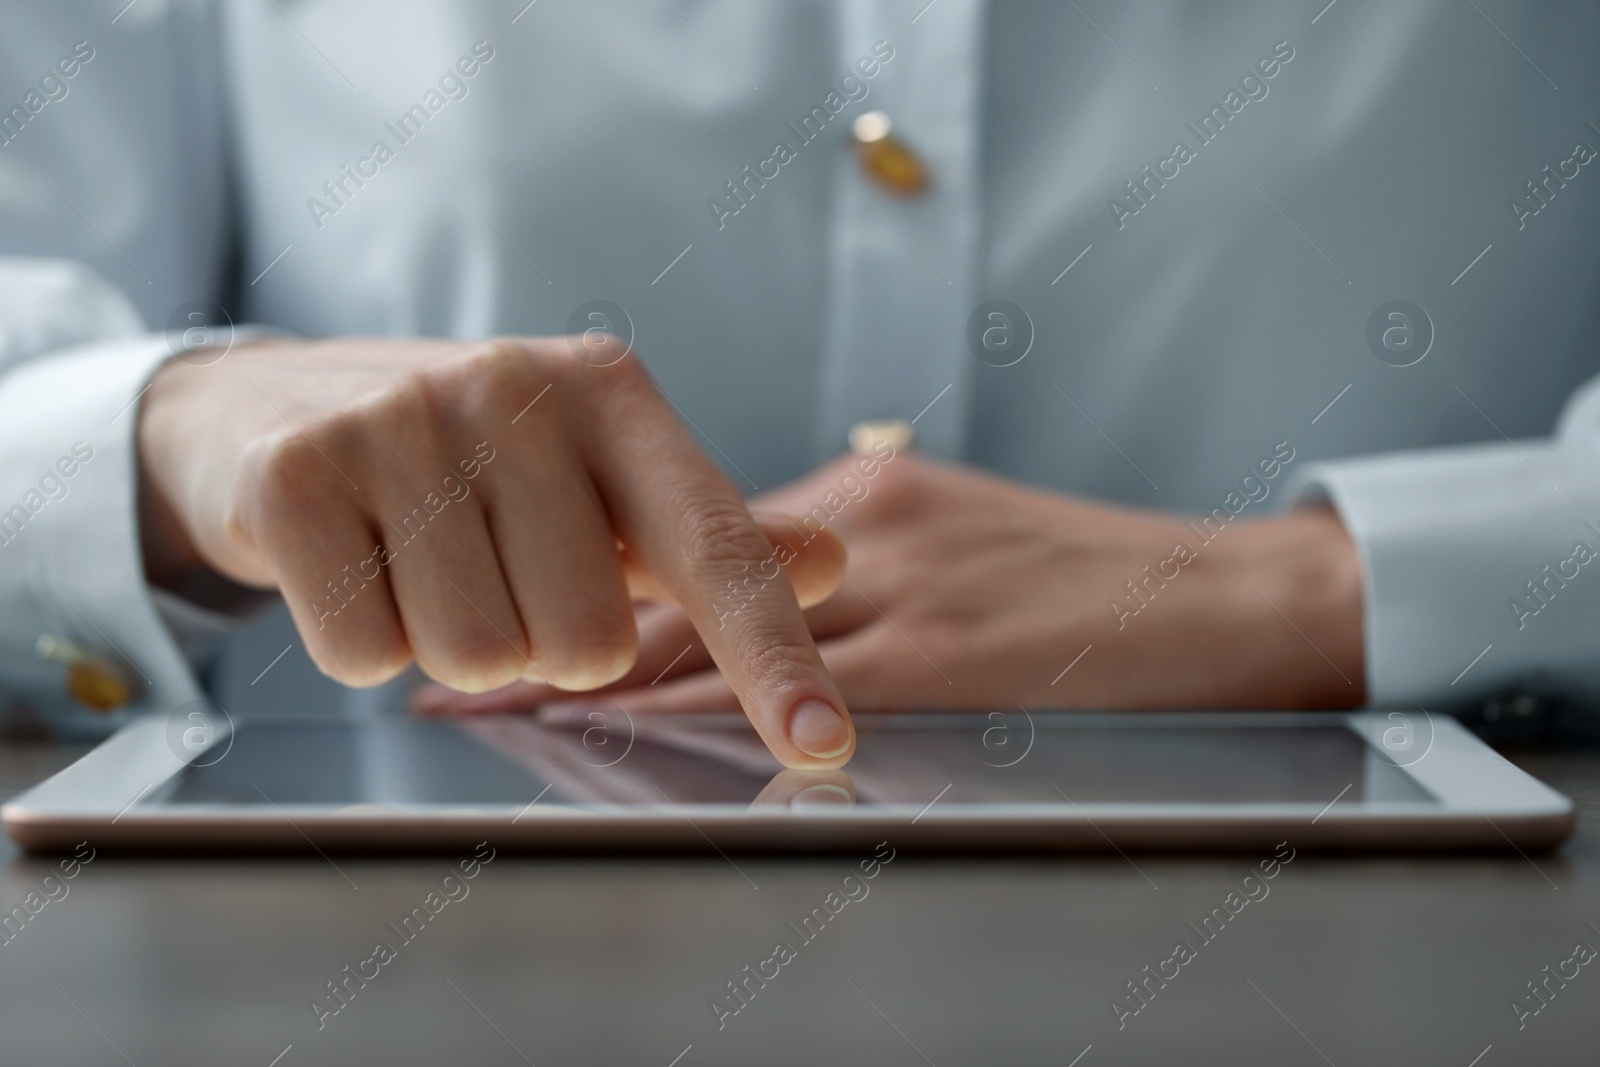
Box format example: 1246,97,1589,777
788,699,851,759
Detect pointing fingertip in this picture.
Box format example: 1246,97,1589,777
788,698,853,762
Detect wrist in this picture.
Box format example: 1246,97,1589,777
135,357,209,587
1213,506,1366,707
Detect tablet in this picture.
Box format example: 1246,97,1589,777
2,708,1575,853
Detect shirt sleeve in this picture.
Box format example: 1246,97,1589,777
1289,373,1600,710
0,5,235,736
0,321,202,736
0,278,282,737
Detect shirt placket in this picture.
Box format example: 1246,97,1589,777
815,0,984,462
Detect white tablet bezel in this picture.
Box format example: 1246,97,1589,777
2,710,1576,853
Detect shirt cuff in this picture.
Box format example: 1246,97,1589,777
1288,439,1600,709
0,335,201,736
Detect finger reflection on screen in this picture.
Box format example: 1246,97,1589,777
749,769,857,810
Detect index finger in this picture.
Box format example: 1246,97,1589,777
575,345,855,768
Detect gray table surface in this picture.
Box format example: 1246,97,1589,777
2,740,1598,1066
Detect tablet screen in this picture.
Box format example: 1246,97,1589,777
157,714,1436,808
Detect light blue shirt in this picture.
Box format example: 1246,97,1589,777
2,0,1599,732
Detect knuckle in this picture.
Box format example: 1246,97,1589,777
607,341,652,384
481,334,575,377
679,497,767,574
376,369,440,423
563,330,632,368
246,408,374,507
530,335,656,426
573,335,652,393
742,626,820,685
219,502,258,552
473,336,539,380
247,429,327,509
418,339,532,411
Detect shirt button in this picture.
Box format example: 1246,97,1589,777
851,111,929,197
